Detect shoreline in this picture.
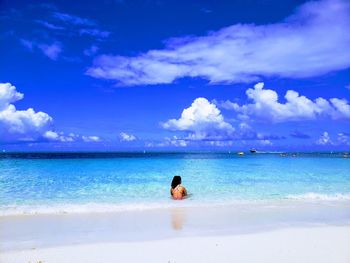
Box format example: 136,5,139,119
2,197,350,217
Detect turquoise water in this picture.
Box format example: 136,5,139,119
1,153,350,214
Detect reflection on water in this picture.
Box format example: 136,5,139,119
170,207,186,231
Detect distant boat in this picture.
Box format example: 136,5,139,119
237,151,244,156
249,148,257,153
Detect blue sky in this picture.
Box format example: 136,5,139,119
0,0,349,151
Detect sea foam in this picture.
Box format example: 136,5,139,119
287,192,350,201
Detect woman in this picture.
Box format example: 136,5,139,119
170,176,187,200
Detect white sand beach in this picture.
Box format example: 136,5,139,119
2,226,350,263
1,202,350,263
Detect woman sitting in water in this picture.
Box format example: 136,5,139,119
170,176,187,200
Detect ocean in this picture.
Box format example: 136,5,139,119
1,152,349,215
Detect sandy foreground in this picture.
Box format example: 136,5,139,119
1,202,350,263
1,226,350,263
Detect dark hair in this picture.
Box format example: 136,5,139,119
171,176,182,189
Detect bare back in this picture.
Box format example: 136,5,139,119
171,185,187,200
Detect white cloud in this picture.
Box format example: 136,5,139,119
214,99,240,111
162,97,285,143
337,132,350,145
43,131,77,142
82,135,101,142
43,132,101,143
38,43,62,60
316,131,332,145
35,20,65,30
315,132,350,146
208,140,234,147
220,82,350,122
0,83,24,109
259,140,272,146
20,39,63,60
165,136,187,147
162,98,235,140
87,0,350,86
43,130,59,140
147,136,188,147
145,136,188,148
119,132,136,141
1,83,53,141
329,98,350,118
52,12,96,26
50,11,110,39
0,82,101,143
24,11,109,62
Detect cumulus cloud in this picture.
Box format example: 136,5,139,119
315,131,350,146
215,99,240,111
337,132,350,145
43,131,77,142
43,132,101,143
146,136,188,147
162,98,235,140
162,98,285,143
0,82,100,143
0,83,53,141
166,136,188,147
82,135,101,142
220,82,350,122
0,83,24,109
43,130,61,140
119,132,136,141
87,0,350,86
316,131,332,145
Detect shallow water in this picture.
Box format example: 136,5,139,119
1,152,349,215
